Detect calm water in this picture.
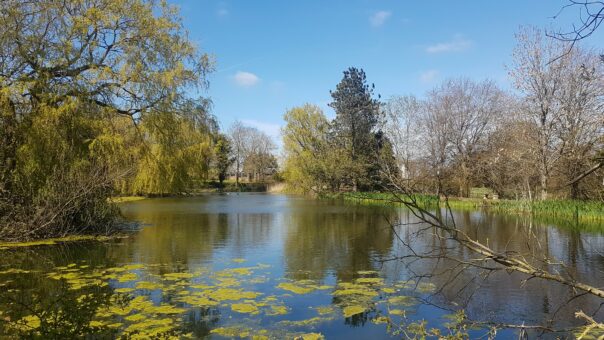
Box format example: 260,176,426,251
0,193,603,339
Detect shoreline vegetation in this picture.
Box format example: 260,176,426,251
2,1,602,246
328,192,604,231
0,1,281,242
109,181,281,203
0,234,129,250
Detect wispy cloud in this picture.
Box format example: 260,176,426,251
233,71,260,87
426,35,472,53
419,69,439,83
216,1,229,17
369,10,391,27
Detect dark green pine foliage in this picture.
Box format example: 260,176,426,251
213,134,234,187
329,67,393,190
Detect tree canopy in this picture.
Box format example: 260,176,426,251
0,0,218,240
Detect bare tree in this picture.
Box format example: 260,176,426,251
228,122,277,184
556,47,604,198
548,1,604,196
549,0,604,44
422,78,505,197
508,27,572,200
383,95,424,183
228,121,249,187
475,111,538,199
423,96,452,196
509,27,604,199
244,128,277,182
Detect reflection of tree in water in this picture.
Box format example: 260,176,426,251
0,280,115,337
0,244,118,337
118,198,275,269
283,201,396,281
181,307,221,338
118,196,398,282
404,210,604,329
114,210,231,266
343,310,371,327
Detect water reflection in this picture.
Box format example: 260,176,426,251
401,208,604,330
282,199,395,281
0,194,602,338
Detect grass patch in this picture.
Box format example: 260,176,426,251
329,192,604,232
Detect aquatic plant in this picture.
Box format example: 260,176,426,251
0,256,486,338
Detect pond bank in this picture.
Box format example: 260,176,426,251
328,192,604,231
0,234,130,250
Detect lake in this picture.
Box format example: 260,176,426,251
0,193,602,339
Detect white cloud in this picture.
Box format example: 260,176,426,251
419,69,439,83
426,35,472,53
369,10,391,27
233,71,260,87
241,119,282,142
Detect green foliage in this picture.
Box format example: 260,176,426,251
329,67,386,190
213,134,234,186
0,0,215,240
282,104,352,193
0,100,119,240
329,67,381,158
131,103,215,195
282,70,397,194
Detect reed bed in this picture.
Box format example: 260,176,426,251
326,192,604,232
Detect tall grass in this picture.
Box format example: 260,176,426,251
327,192,604,232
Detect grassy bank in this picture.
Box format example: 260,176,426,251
328,192,604,231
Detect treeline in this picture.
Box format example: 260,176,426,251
227,121,278,185
0,0,253,240
283,27,604,200
282,68,397,193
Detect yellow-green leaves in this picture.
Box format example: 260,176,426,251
277,282,316,294
0,256,444,339
1,0,217,237
231,303,260,315
342,305,366,318
277,280,332,294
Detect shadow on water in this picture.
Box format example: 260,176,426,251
0,194,602,338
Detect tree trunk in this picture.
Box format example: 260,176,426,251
235,160,240,187
540,172,548,200
570,182,580,200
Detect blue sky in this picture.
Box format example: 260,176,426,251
173,1,604,143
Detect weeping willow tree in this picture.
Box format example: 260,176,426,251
281,104,355,194
0,0,214,240
132,101,217,195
